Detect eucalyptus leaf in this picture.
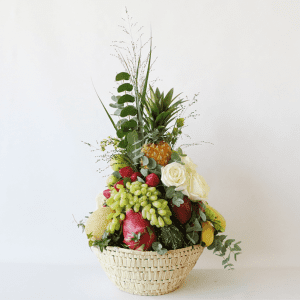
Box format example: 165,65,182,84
114,108,122,116
118,94,135,104
121,119,137,132
141,168,149,177
117,129,125,138
147,158,157,169
120,106,138,117
166,186,176,198
112,171,122,179
142,156,149,165
199,210,206,222
172,197,184,207
137,176,145,183
115,72,130,81
117,83,133,93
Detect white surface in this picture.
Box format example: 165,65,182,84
1,0,300,269
1,264,299,300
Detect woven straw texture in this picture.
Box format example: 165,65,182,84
92,245,204,296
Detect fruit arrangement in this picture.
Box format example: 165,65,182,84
78,29,242,270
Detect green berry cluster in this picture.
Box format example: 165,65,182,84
105,181,172,233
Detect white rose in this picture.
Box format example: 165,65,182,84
181,155,198,172
161,162,188,191
95,192,106,209
182,172,210,201
178,155,210,201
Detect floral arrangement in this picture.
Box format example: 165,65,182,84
77,19,242,270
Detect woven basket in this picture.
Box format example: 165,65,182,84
92,244,204,296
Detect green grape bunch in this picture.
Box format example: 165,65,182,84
105,181,172,234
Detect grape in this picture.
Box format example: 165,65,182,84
149,208,155,214
148,187,156,192
114,193,121,201
140,195,147,202
142,208,147,219
120,198,128,207
160,200,168,209
158,216,165,227
107,212,114,220
146,192,152,197
134,190,142,196
144,204,151,212
129,200,135,206
146,211,151,221
134,203,140,212
163,216,172,225
120,213,125,220
141,183,148,189
110,201,120,210
152,201,161,208
141,188,147,195
141,200,148,207
126,182,131,189
115,221,120,231
130,186,136,194
149,195,158,201
158,209,167,216
133,195,139,203
106,197,114,206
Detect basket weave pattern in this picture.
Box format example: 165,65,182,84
92,245,204,296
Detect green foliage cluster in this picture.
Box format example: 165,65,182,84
207,235,242,270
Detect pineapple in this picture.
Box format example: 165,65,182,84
141,86,185,166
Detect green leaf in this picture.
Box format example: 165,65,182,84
111,95,119,102
92,82,117,131
120,106,138,117
142,156,149,166
187,231,199,245
186,219,202,232
121,119,137,132
137,176,145,183
114,108,122,116
234,244,241,251
109,103,124,109
118,139,128,148
177,147,187,157
171,152,181,162
112,171,122,179
131,232,141,242
172,197,184,207
118,94,135,104
117,83,133,93
115,72,130,81
234,252,241,261
117,129,125,138
200,210,206,222
166,186,176,198
222,257,230,265
157,248,168,255
225,239,235,248
147,158,157,169
152,241,162,251
140,168,149,177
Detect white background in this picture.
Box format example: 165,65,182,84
1,0,300,270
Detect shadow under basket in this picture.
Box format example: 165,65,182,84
92,244,204,296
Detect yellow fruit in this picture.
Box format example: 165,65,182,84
202,221,214,247
206,205,226,231
85,207,113,240
141,141,172,166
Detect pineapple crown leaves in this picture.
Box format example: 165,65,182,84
143,85,186,139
